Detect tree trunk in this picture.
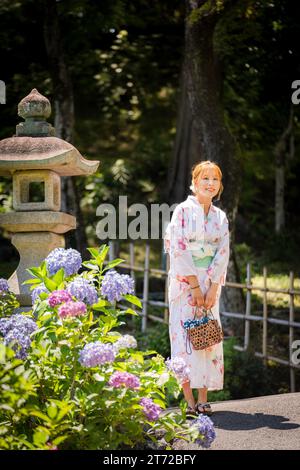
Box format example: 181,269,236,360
274,106,293,234
166,68,203,204
166,1,243,316
184,1,240,227
43,0,87,256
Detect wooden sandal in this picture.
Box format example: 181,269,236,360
186,405,198,418
196,402,213,416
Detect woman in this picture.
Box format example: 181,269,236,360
164,161,230,416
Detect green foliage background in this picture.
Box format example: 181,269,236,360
0,1,300,397
1,0,300,271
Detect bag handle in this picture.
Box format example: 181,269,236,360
193,306,215,320
186,331,192,355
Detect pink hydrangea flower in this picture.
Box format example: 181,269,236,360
58,301,87,319
108,371,140,389
48,290,72,308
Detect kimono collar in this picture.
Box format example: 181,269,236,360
186,195,215,216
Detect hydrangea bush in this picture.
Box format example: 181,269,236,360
0,245,216,450
0,278,19,317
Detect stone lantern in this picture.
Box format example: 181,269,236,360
0,89,99,306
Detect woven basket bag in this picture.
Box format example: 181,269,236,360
186,308,223,354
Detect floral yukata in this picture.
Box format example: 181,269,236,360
164,195,230,390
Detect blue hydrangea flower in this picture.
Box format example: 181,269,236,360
192,414,216,449
140,398,162,421
0,278,9,294
0,314,37,337
101,270,134,303
4,328,32,359
45,248,82,277
114,334,137,352
67,277,98,305
79,341,116,367
165,356,190,383
0,314,37,360
31,284,49,304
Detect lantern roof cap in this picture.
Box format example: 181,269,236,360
0,89,100,176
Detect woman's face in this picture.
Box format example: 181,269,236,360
194,166,221,199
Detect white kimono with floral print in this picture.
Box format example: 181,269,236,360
164,195,230,389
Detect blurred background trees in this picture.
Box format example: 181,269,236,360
1,0,300,278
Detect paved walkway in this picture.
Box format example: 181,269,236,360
172,392,300,450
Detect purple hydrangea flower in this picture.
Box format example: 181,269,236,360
79,341,116,367
67,277,98,305
31,284,49,304
140,398,162,421
0,319,10,337
101,270,134,303
114,334,137,352
58,301,87,319
48,290,72,308
192,414,216,449
0,314,37,337
45,248,82,277
165,357,190,383
4,328,32,359
108,371,140,389
0,314,37,360
0,278,9,294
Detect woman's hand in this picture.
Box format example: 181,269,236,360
190,286,205,308
204,282,219,309
186,275,204,308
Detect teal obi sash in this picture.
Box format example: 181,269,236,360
192,255,213,268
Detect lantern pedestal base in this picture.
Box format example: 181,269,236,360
8,231,65,299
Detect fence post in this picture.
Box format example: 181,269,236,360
289,271,296,392
129,242,135,284
244,263,251,350
262,267,268,365
142,242,150,332
108,240,115,261
129,242,136,328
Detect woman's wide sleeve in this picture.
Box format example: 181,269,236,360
163,205,198,277
207,215,230,286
